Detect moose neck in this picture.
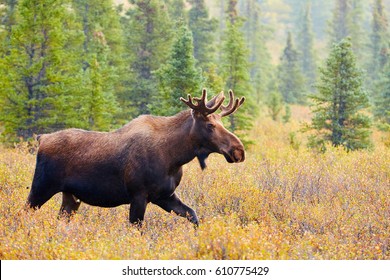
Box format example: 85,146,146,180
163,110,199,172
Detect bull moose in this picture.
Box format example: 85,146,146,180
26,89,245,226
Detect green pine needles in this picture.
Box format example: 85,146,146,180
151,22,203,116
306,38,372,152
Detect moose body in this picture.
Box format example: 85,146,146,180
27,90,245,225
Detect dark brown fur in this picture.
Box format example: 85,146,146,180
26,91,245,226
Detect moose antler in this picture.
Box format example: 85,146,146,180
180,89,225,116
219,90,245,117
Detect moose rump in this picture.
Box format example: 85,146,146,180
26,89,246,226
28,130,132,209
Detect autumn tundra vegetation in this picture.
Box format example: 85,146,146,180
0,107,389,259
0,0,389,259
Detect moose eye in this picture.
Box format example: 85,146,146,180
207,123,215,131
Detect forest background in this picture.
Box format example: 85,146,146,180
1,0,389,144
0,0,389,260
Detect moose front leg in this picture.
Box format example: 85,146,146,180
154,193,199,226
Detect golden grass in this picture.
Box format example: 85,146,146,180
0,113,389,260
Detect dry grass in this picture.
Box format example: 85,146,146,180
0,112,389,260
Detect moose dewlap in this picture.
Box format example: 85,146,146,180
26,89,245,226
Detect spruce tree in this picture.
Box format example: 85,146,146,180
151,22,203,116
71,0,125,130
187,0,220,96
0,0,18,53
164,0,186,21
369,0,389,81
296,1,317,90
0,0,83,141
187,0,217,70
277,32,306,104
220,0,255,143
374,61,390,128
266,92,283,121
328,0,365,59
307,38,372,151
123,0,173,116
240,0,273,104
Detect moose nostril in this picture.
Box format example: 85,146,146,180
233,148,245,162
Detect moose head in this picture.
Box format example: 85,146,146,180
180,89,246,169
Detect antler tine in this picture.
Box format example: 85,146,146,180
180,94,198,111
219,90,246,117
180,89,225,116
220,90,234,112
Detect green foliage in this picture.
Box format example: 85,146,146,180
374,61,390,129
328,0,366,60
151,23,203,116
296,1,317,89
220,0,255,144
277,32,306,104
0,0,84,141
288,131,300,150
188,0,218,70
240,0,274,104
0,0,18,52
282,104,292,124
122,0,173,115
368,0,389,86
266,92,283,121
307,38,372,152
72,0,124,130
164,0,187,21
202,63,224,96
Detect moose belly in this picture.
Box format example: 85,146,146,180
63,177,130,207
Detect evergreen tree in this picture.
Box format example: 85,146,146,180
187,0,220,96
0,0,18,53
296,1,316,90
187,0,218,70
328,0,350,43
72,0,124,130
328,0,365,59
164,0,186,22
123,0,173,116
266,92,283,121
240,0,273,104
369,0,389,81
220,0,255,142
307,38,372,151
203,63,224,96
277,32,306,104
374,61,390,128
282,104,292,124
151,22,203,116
0,0,83,141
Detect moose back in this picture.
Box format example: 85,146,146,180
26,89,246,226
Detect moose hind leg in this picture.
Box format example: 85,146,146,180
129,196,148,226
26,180,57,210
154,193,199,226
58,192,81,218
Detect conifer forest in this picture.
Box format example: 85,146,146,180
0,0,389,260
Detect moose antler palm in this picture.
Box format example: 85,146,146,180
180,89,245,117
